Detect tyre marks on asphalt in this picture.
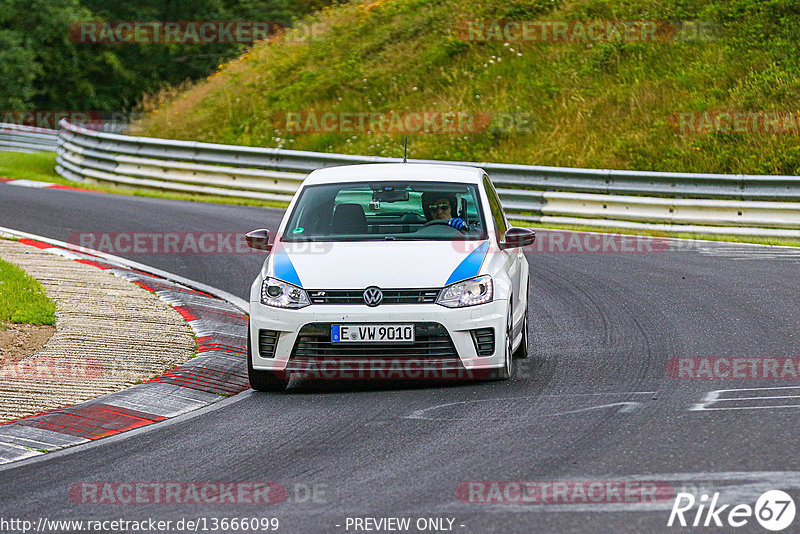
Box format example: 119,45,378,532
390,255,680,481
403,392,655,421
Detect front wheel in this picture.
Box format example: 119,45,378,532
514,314,529,359
247,326,288,392
490,304,515,381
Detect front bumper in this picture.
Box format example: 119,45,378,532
248,299,508,377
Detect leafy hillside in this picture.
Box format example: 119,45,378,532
0,0,338,112
134,0,800,175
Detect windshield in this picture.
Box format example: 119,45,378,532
281,181,487,242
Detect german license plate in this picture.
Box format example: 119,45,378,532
331,324,414,343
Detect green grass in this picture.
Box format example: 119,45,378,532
0,151,288,209
508,219,800,248
0,151,59,181
0,257,56,325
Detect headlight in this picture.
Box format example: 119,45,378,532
260,277,310,309
436,275,493,308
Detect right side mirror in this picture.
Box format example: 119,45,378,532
499,227,535,250
245,229,273,251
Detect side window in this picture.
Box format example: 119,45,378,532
483,175,508,238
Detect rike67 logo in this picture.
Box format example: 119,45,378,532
668,490,796,531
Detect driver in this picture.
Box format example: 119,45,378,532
421,191,469,231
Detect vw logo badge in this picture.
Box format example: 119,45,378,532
363,286,383,307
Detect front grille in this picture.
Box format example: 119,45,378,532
258,329,279,358
470,328,495,357
307,288,440,305
289,322,457,359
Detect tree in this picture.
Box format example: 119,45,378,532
0,30,40,110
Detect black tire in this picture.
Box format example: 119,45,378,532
514,314,529,359
514,278,530,359
247,326,288,392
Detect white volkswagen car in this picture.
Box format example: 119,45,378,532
246,163,534,391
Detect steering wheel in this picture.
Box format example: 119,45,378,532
422,219,451,227
421,219,468,233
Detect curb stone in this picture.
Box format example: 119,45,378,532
0,232,250,465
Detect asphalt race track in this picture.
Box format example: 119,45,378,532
2,183,800,533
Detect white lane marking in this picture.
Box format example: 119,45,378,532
0,434,61,449
0,226,252,469
5,179,54,188
0,390,257,472
0,225,248,311
713,395,800,402
693,405,800,411
712,385,800,394
695,244,800,261
692,385,800,411
404,392,654,420
538,402,643,417
448,471,800,513
0,441,39,452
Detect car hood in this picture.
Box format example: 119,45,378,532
268,240,490,289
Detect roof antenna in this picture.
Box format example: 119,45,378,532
403,137,408,163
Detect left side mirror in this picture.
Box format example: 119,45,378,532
499,227,535,250
245,229,273,251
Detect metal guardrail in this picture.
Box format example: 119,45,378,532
0,123,59,153
32,119,795,238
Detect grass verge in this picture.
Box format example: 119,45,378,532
135,0,800,176
509,219,800,248
0,256,57,325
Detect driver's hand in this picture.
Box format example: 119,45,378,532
447,218,469,231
